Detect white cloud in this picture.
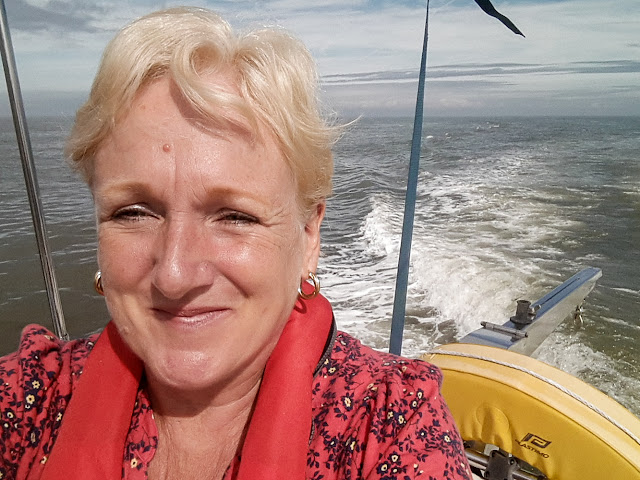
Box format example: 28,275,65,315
2,0,639,116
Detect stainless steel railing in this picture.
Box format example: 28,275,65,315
0,0,68,340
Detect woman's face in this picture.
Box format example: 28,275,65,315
92,76,324,398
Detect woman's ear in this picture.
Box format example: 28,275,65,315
302,201,326,275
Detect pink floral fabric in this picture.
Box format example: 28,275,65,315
0,325,471,480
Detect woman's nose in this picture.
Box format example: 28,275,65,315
151,219,213,300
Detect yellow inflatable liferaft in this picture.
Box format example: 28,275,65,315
423,343,640,479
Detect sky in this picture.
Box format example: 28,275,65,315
1,0,639,117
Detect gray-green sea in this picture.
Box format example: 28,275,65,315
2,115,639,417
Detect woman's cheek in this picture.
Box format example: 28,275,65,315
98,228,156,290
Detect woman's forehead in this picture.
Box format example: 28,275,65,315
94,77,296,197
111,76,265,150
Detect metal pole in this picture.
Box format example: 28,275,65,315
0,0,69,340
389,0,430,355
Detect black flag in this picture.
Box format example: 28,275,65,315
474,0,525,36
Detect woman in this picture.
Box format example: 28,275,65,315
0,7,471,480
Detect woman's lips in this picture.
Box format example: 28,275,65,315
151,306,230,328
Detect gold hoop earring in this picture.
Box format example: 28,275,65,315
298,272,320,300
94,270,104,296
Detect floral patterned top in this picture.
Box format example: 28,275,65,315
0,325,471,480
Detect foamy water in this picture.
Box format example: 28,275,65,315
319,116,640,416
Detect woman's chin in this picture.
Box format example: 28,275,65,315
143,345,250,400
146,350,214,389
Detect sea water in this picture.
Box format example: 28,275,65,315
1,115,639,417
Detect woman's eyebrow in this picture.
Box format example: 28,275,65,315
95,181,156,198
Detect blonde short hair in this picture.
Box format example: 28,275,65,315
67,6,337,216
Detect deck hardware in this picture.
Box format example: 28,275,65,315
485,449,519,479
464,445,546,480
510,300,540,325
480,321,528,340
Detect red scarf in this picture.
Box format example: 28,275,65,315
41,293,333,480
